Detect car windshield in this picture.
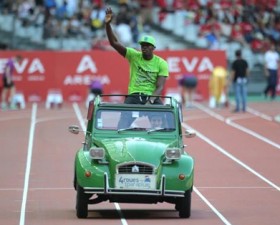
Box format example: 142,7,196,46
95,109,175,131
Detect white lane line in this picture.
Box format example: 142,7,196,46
226,118,280,149
19,103,37,225
247,107,273,121
193,187,232,225
193,102,280,149
228,100,274,121
72,103,128,225
193,103,225,122
114,203,128,225
72,103,86,132
195,186,273,189
182,123,280,192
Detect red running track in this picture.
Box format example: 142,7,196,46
0,100,279,225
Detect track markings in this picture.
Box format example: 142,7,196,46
72,103,129,225
18,103,280,225
194,187,232,225
226,117,280,149
182,123,280,192
193,102,280,149
0,186,273,191
19,103,37,225
246,107,273,121
72,103,233,225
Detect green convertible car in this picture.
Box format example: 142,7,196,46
68,95,196,219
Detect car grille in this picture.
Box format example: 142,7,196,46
117,162,154,174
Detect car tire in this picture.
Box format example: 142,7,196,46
176,190,191,218
76,183,88,218
73,173,77,190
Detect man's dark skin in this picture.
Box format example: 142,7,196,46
105,7,166,103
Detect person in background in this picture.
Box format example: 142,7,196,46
208,66,228,108
178,74,198,108
85,78,103,108
263,41,279,100
1,55,22,110
231,49,249,112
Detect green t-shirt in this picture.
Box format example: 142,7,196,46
125,47,169,95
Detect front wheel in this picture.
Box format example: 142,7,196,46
76,184,88,218
176,190,191,218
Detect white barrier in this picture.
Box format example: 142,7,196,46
45,89,63,109
12,92,26,109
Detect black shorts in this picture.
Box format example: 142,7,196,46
90,88,102,95
125,93,163,105
183,76,198,88
3,76,14,88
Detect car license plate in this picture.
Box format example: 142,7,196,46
115,174,156,189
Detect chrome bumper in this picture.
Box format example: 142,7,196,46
83,172,185,197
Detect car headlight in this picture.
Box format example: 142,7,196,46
89,147,105,159
165,148,181,160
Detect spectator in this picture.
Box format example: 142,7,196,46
230,23,248,46
55,0,68,20
66,14,82,37
138,0,153,32
231,49,249,112
18,0,35,26
43,0,57,23
239,16,254,44
115,3,133,46
90,2,106,33
127,5,140,47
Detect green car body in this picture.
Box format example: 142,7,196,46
70,95,195,219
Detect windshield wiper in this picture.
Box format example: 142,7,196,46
147,128,175,134
117,127,146,133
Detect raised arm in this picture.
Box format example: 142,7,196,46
105,7,126,57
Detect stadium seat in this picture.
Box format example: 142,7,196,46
161,13,174,31
184,24,199,44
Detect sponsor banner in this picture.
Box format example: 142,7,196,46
115,174,156,190
0,50,227,102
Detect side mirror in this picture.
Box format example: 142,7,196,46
68,125,80,134
185,129,196,138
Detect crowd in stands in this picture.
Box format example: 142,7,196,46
0,0,280,55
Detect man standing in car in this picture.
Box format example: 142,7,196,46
104,6,169,105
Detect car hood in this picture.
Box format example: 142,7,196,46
98,137,177,166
